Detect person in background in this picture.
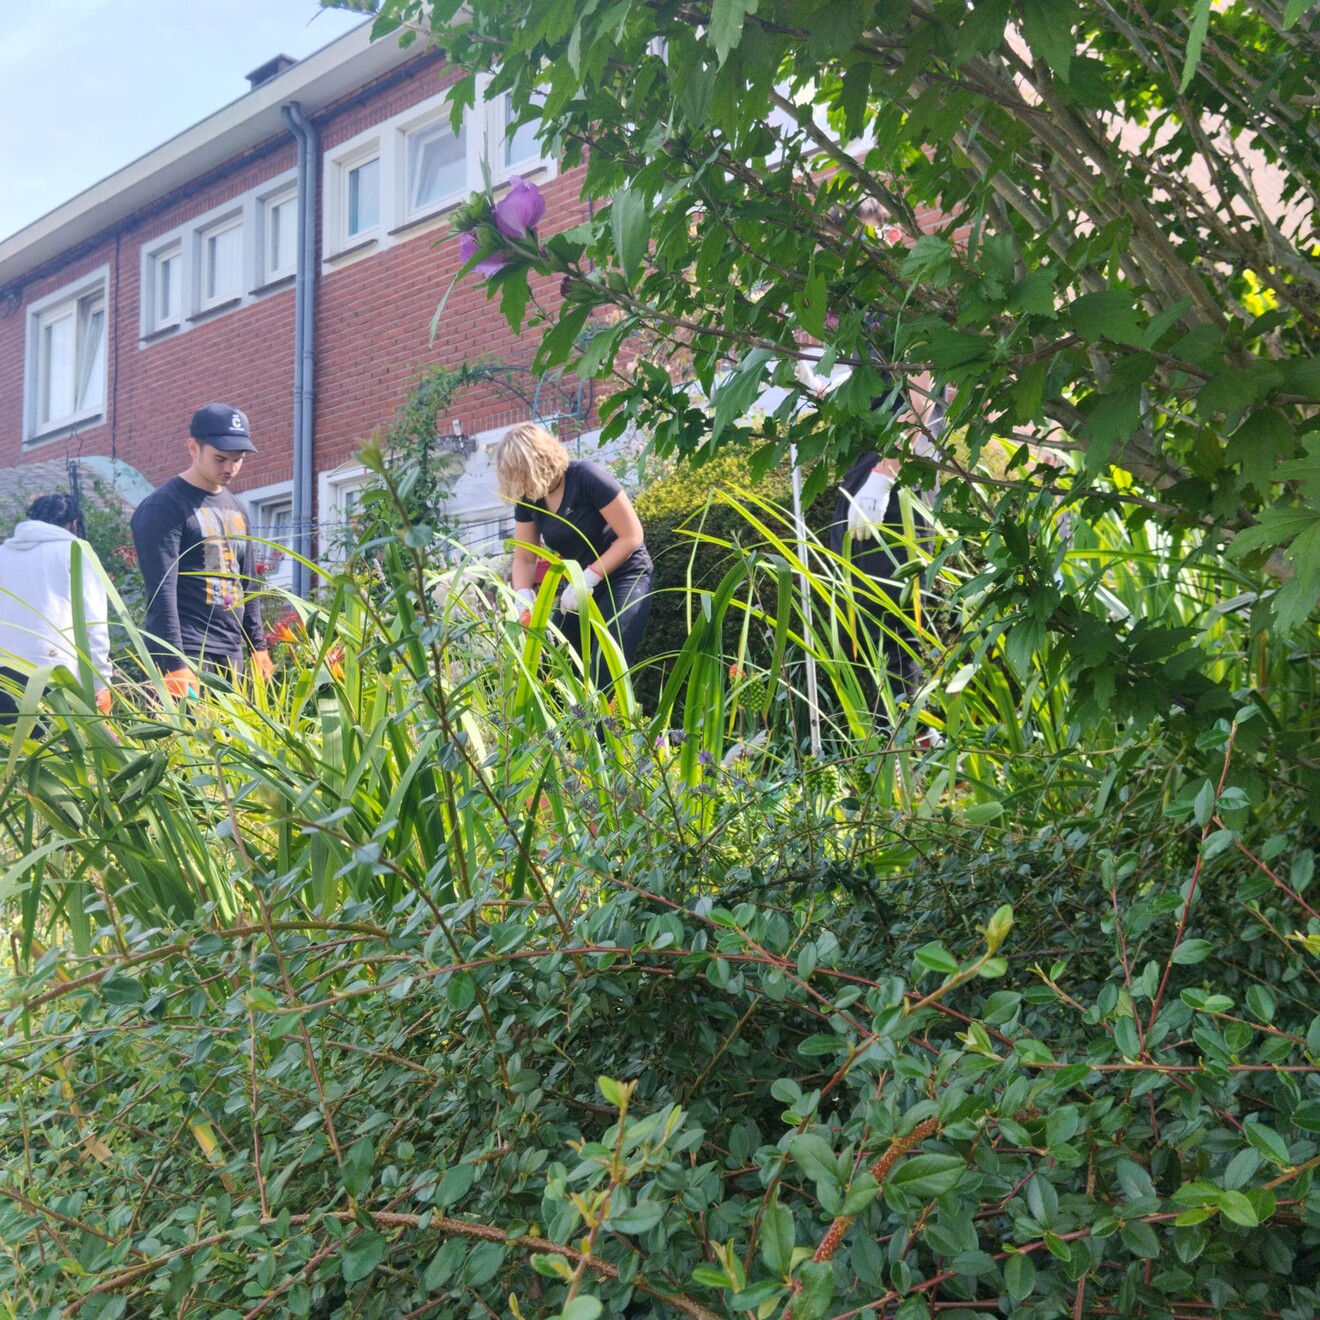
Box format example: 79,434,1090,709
130,403,272,697
494,422,653,682
0,492,112,721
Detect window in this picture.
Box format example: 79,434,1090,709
347,156,380,238
26,272,107,440
498,92,541,174
318,462,371,562
150,245,182,330
323,85,556,263
200,216,244,307
247,485,296,589
406,119,466,216
263,188,298,283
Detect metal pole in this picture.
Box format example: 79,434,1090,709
789,443,822,758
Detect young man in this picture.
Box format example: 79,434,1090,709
131,403,273,696
0,492,113,721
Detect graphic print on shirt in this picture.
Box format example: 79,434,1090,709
195,506,246,609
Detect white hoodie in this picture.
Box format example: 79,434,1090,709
0,520,111,691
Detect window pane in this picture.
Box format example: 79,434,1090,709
408,122,465,211
205,224,243,301
504,95,539,167
270,197,297,275
158,250,181,322
347,158,379,235
40,311,75,425
75,298,106,413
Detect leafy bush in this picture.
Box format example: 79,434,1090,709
2,461,1319,1319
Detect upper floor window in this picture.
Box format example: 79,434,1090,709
322,82,557,264
200,215,244,308
347,155,380,238
496,92,542,174
151,245,183,330
138,169,298,341
406,119,466,217
262,187,298,284
25,270,108,442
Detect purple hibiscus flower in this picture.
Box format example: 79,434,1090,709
494,176,546,240
457,227,508,278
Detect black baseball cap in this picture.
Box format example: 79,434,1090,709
189,402,258,453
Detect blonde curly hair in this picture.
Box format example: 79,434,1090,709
493,422,570,503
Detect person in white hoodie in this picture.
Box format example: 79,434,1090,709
0,492,112,722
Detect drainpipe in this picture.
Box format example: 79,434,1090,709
281,101,318,599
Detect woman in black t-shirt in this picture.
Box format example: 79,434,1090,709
494,423,653,679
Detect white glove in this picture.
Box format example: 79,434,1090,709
514,586,536,622
793,358,831,396
846,468,893,541
559,567,602,613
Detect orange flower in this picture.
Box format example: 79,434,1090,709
326,643,346,681
268,613,301,645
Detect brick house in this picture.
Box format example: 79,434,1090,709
0,22,588,594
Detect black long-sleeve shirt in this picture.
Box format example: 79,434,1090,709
130,476,266,670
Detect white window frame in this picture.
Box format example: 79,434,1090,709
398,106,469,224
324,135,384,257
24,267,109,443
321,83,557,267
488,89,546,182
258,183,299,287
317,461,372,563
144,242,183,335
245,480,296,591
197,212,246,311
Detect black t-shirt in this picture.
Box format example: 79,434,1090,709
131,476,266,668
515,460,651,577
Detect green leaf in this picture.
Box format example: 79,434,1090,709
914,942,959,975
609,1199,663,1233
1004,1251,1036,1300
1069,289,1144,347
437,1161,476,1207
789,1132,839,1186
1292,1100,1320,1133
1179,0,1212,91
610,186,650,285
1243,1118,1291,1168
793,1261,835,1320
1171,939,1213,965
1218,1190,1260,1227
709,0,757,64
559,1298,603,1320
1246,985,1275,1024
446,971,476,1011
887,1153,966,1199
759,1199,795,1277
1285,0,1318,27
1020,0,1076,80
341,1231,386,1284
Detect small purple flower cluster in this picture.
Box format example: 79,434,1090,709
456,177,546,279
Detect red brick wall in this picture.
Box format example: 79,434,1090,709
0,50,586,508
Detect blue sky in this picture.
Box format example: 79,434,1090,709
0,1,369,240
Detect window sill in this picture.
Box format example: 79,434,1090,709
325,234,379,262
389,200,463,238
189,296,243,322
24,414,106,447
140,321,182,344
252,272,297,295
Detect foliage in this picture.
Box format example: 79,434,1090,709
3,458,1320,1315
338,0,1320,733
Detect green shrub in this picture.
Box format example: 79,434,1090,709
633,451,835,715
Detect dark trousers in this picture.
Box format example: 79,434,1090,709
555,566,654,688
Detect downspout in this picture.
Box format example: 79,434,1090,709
281,101,318,599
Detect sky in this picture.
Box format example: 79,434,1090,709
0,0,370,241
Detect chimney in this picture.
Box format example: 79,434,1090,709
246,54,296,91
